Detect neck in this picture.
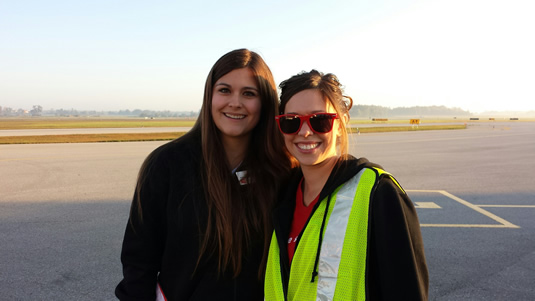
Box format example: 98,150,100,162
222,135,249,171
300,156,339,206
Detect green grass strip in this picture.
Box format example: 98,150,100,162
0,118,196,130
0,125,465,144
0,132,186,144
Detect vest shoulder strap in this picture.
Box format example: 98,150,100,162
370,167,405,194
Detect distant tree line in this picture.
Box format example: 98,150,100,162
0,105,199,118
350,105,471,118
0,105,44,117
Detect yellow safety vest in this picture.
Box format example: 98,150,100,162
265,167,401,300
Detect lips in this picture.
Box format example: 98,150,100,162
224,113,246,119
296,142,319,150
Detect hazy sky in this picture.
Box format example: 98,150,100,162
1,0,534,113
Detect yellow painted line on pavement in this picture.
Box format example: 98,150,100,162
415,202,441,208
407,189,520,229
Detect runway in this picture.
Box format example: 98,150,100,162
1,121,534,300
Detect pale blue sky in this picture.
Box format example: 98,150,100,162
1,0,534,113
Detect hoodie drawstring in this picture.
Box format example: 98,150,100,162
311,193,332,283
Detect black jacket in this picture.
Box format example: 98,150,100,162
116,132,265,300
271,156,429,300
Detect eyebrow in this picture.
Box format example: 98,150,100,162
215,82,258,91
286,110,326,115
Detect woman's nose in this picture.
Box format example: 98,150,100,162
298,120,313,137
228,93,242,108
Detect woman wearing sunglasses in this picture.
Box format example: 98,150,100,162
265,70,428,300
116,49,292,300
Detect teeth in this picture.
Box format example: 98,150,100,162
297,143,318,150
225,113,245,119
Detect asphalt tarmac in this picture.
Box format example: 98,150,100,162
1,121,534,300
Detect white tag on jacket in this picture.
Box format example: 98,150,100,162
236,170,248,185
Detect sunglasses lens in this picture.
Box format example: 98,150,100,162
279,116,301,134
309,114,334,133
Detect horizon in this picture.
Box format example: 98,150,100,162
3,103,534,118
1,0,534,114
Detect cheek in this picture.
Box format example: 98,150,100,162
283,135,294,150
211,95,222,111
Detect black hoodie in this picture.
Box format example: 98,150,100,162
271,156,429,300
116,132,265,300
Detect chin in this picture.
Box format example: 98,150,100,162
295,158,320,167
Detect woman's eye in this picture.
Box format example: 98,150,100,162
218,88,230,93
243,91,257,97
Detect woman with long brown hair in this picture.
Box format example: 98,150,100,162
116,49,292,300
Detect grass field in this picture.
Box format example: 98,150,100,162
0,125,467,144
0,132,187,144
0,117,196,130
0,117,471,144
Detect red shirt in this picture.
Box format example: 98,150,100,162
287,178,319,263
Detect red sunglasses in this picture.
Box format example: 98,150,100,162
275,113,338,135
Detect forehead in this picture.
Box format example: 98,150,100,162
215,67,257,88
284,89,335,114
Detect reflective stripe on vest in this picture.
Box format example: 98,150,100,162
265,167,390,301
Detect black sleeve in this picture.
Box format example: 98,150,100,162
367,176,429,300
115,149,169,300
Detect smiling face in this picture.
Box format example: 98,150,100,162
283,89,342,168
211,67,261,146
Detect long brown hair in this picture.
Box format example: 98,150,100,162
189,49,291,277
279,69,353,156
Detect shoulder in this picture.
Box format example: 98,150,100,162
149,133,201,163
336,163,410,209
140,132,202,180
372,169,405,195
341,158,403,194
368,169,416,218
